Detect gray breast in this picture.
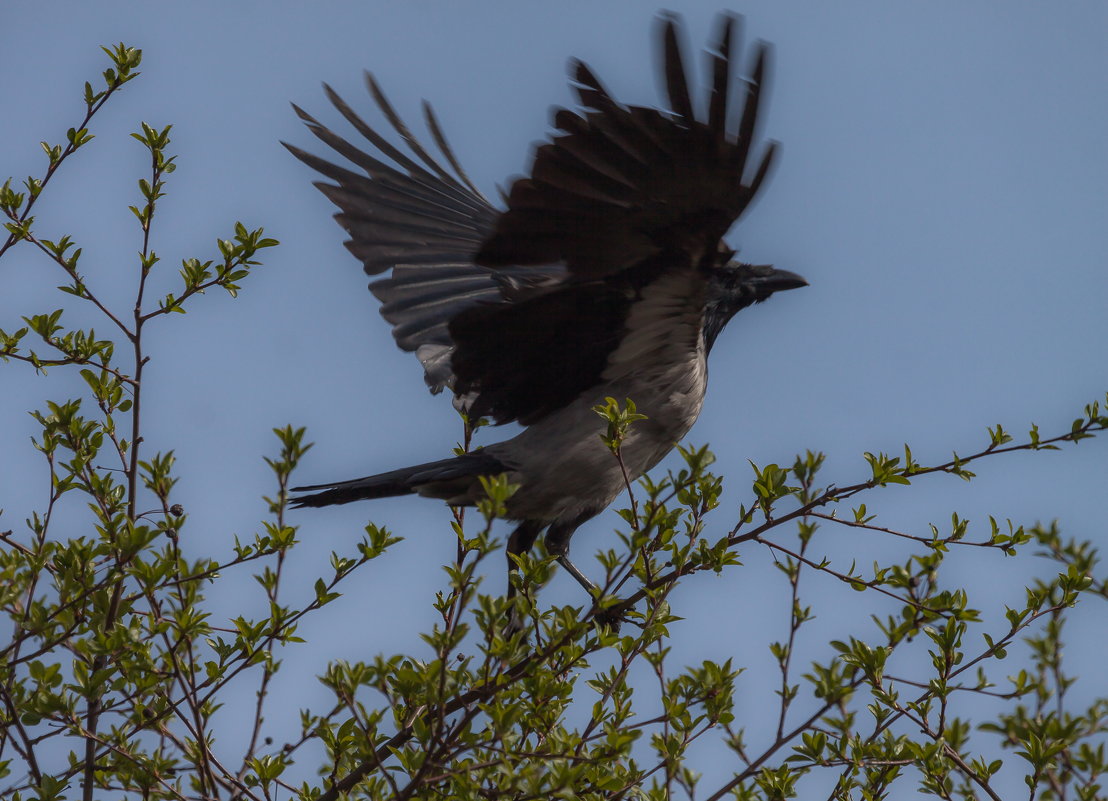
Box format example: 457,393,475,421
492,270,710,522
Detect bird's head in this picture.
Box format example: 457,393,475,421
703,262,807,352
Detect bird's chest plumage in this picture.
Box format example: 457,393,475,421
496,271,709,521
602,268,709,439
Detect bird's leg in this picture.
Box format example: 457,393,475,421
505,519,545,596
546,514,625,632
544,520,599,597
504,520,545,633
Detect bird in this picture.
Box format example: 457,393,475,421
284,12,806,608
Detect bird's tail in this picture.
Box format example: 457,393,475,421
290,450,506,508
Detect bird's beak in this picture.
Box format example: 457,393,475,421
751,267,808,292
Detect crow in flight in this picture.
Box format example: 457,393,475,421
286,13,806,604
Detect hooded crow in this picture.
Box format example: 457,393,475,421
285,12,807,605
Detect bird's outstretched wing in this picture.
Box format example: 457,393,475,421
284,81,564,394
475,13,776,278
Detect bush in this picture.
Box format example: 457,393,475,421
2,44,1105,801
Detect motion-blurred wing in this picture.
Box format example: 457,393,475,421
475,13,777,280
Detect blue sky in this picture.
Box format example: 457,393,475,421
2,1,1106,795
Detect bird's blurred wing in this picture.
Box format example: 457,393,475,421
475,13,777,281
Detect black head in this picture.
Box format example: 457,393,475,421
703,262,807,352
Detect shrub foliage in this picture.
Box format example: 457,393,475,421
1,45,1105,801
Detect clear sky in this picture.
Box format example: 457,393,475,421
2,1,1106,796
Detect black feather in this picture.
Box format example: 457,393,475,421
291,451,506,507
661,14,695,123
